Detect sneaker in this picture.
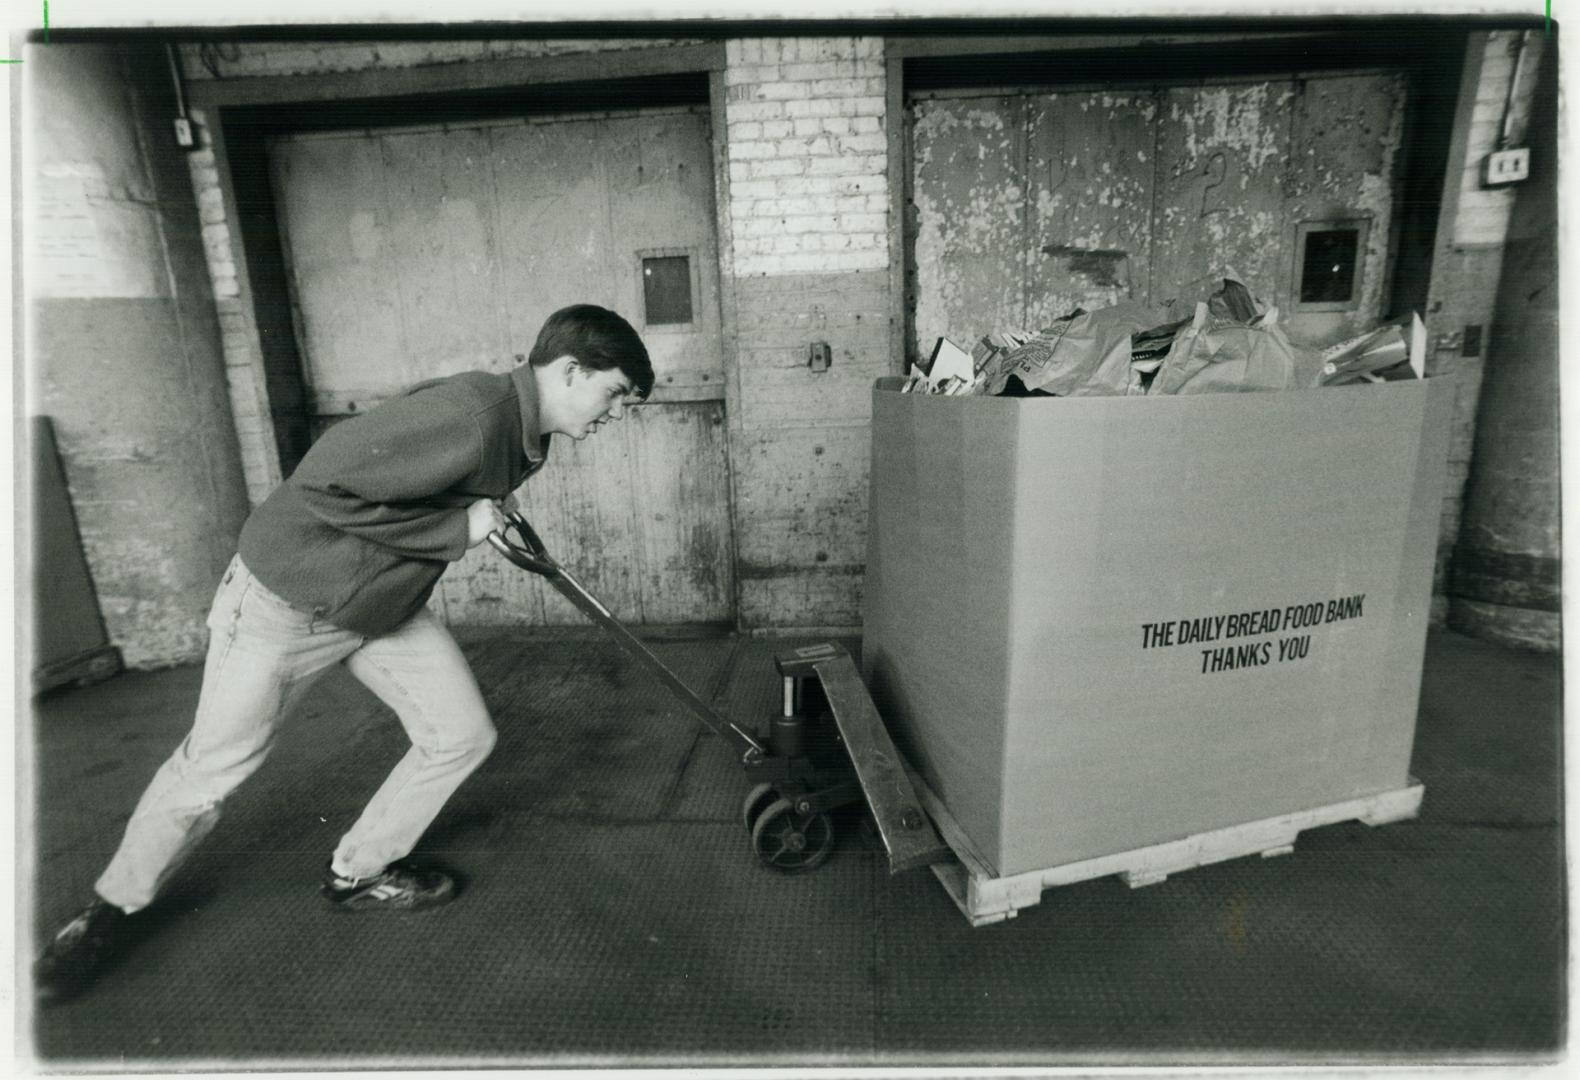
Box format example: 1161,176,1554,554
34,899,132,1005
320,860,455,912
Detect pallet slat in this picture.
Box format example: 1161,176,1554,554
916,779,1425,927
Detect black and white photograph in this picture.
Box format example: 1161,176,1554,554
8,0,1568,1074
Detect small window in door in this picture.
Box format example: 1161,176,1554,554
1294,219,1370,311
641,252,694,326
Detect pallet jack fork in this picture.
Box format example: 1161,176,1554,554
489,511,949,876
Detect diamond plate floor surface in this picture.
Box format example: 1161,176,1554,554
23,627,1564,1067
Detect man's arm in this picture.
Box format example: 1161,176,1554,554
290,392,482,561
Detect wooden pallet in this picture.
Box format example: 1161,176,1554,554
917,779,1425,927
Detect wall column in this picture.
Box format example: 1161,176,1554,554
1447,41,1560,651
721,36,893,630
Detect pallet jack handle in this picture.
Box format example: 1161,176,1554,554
486,510,557,576
488,511,769,761
491,511,950,876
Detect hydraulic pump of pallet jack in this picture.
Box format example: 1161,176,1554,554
488,511,949,876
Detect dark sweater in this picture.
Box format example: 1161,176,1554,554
238,366,548,636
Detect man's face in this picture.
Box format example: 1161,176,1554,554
560,360,637,441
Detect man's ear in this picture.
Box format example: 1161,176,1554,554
563,357,582,384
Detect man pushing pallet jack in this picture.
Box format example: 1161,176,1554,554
33,303,945,1007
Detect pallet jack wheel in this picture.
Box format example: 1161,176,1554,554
750,798,835,873
741,782,779,832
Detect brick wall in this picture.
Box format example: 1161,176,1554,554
1452,30,1538,247
723,38,888,277
722,37,893,628
185,110,283,506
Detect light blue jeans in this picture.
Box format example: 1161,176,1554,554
95,555,496,912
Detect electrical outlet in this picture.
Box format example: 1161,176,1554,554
1483,148,1530,186
173,117,194,148
807,341,832,373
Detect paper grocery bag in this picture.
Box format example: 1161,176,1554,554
1152,304,1326,395
982,300,1179,397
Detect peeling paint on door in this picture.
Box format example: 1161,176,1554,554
910,70,1408,355
1170,83,1288,172
1282,72,1408,342
1152,83,1293,307
911,98,1029,351
1028,90,1157,324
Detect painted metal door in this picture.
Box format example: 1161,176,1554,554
910,71,1408,355
268,105,733,626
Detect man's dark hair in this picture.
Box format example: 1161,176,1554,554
527,305,655,399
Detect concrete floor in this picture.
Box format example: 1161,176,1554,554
19,626,1566,1068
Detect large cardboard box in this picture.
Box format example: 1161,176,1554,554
862,377,1454,878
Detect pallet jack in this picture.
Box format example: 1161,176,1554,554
489,511,950,876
